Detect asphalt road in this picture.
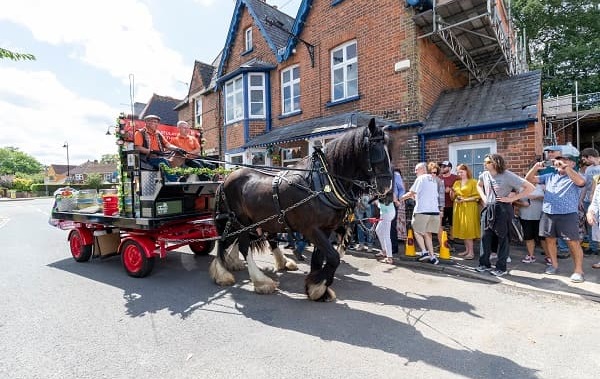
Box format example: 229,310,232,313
1,199,599,379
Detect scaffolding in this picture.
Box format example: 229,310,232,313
412,0,527,84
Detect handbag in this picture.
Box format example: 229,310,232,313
510,216,524,243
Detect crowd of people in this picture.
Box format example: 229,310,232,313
349,144,600,284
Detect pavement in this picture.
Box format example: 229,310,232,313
347,240,600,303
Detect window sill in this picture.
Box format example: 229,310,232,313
278,110,302,120
325,95,360,108
241,48,253,56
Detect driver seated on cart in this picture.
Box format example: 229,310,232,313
171,121,216,169
134,114,184,180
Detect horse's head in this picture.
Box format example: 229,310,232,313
361,118,393,196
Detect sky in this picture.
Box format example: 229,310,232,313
0,0,302,166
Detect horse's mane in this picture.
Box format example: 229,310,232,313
323,126,368,178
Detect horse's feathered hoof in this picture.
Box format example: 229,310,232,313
254,280,279,294
306,279,327,301
284,260,298,271
209,258,235,286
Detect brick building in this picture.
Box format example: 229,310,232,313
177,0,542,178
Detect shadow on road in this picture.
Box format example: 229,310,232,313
49,252,539,378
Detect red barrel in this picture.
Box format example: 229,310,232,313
103,195,119,216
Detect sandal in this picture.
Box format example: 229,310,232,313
457,251,469,257
375,252,385,258
463,254,475,260
381,257,394,264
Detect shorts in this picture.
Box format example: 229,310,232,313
539,213,580,241
442,207,453,227
519,218,544,241
412,213,441,234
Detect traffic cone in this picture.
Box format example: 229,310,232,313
439,230,451,260
405,228,416,257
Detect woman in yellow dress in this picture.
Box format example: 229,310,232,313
451,164,481,259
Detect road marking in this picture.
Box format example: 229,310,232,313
0,217,9,229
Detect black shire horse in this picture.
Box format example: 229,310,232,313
209,118,392,301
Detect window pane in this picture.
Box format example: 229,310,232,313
333,68,344,84
346,43,356,59
334,83,344,100
292,66,299,79
332,49,343,64
250,75,263,86
251,103,263,115
250,89,262,102
347,78,358,97
347,63,357,80
252,152,265,165
282,70,290,83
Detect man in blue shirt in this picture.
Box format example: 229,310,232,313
526,150,587,283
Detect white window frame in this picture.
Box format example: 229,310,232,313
248,73,265,118
74,174,84,182
245,27,253,51
281,65,301,114
331,40,358,102
281,147,302,166
194,97,203,128
103,173,112,182
225,76,244,123
449,139,497,177
226,153,244,169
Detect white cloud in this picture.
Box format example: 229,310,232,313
0,67,119,165
1,0,189,100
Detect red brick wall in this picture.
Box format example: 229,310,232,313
424,122,539,178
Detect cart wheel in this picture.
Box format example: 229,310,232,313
69,230,92,262
120,240,155,278
190,240,215,256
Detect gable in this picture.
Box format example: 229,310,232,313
217,0,295,81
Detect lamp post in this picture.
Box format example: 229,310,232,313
63,142,70,184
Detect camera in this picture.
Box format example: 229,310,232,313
543,160,554,167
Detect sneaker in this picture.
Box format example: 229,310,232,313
544,257,552,266
418,254,433,262
557,251,570,259
570,272,585,283
521,255,536,263
490,253,498,260
428,257,439,265
476,265,492,272
490,269,508,277
545,266,558,275
584,248,598,256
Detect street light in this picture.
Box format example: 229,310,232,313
63,142,70,183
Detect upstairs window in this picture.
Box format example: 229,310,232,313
225,76,244,123
281,65,300,114
245,27,253,52
331,40,358,102
195,98,203,128
248,73,265,118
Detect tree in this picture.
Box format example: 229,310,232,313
0,147,43,175
100,154,119,164
0,48,35,61
511,0,600,97
85,173,103,191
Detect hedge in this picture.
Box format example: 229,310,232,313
30,183,118,193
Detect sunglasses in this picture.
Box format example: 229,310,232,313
431,171,439,175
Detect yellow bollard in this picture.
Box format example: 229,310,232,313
405,228,416,257
439,230,451,260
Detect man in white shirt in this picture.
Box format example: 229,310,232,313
400,162,441,264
